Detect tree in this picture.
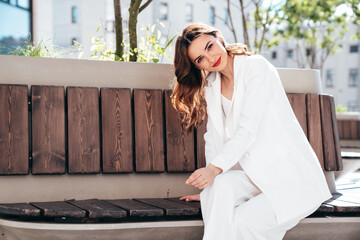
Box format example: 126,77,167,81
221,0,281,53
114,0,123,60
113,0,153,62
272,0,351,73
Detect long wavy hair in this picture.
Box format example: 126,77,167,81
171,23,253,132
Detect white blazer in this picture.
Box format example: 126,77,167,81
203,55,332,224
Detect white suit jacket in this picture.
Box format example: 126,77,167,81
203,55,332,224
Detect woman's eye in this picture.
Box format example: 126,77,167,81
208,44,213,49
197,57,202,63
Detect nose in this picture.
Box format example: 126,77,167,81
204,52,216,64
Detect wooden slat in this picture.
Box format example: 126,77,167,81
196,117,207,169
0,85,28,175
31,86,66,174
166,197,201,210
101,88,133,173
30,201,86,218
105,199,163,217
306,94,324,170
358,121,360,140
133,89,164,172
315,203,335,213
67,199,127,219
135,198,199,216
329,95,342,171
320,95,342,171
325,193,360,213
342,121,352,139
349,121,358,140
164,90,195,172
0,203,41,217
287,93,307,137
67,87,100,174
336,120,345,139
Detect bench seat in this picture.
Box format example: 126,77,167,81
0,192,359,224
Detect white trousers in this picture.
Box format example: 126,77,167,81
200,170,314,240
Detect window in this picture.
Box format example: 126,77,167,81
0,0,32,55
350,45,359,53
349,68,358,87
159,2,168,20
223,8,228,24
325,69,334,88
72,6,78,23
347,101,358,111
271,51,277,59
287,49,293,58
17,0,29,9
186,4,193,22
210,6,215,25
306,48,312,56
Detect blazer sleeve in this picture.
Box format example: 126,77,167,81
204,118,216,166
210,56,281,173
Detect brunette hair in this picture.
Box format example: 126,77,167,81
170,23,252,132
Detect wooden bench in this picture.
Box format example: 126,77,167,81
0,57,359,240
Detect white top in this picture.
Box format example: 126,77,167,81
221,93,243,171
221,94,232,118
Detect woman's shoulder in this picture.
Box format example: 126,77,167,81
235,54,275,73
235,54,269,65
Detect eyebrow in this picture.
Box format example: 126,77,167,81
193,40,211,63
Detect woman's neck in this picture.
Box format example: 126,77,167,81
220,54,234,86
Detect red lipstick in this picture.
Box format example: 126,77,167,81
212,57,221,67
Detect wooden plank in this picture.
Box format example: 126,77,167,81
336,120,345,139
134,198,199,216
326,198,360,213
66,199,127,219
306,94,324,170
31,86,66,174
358,121,360,140
166,197,201,210
196,116,207,169
105,199,163,217
0,203,41,217
164,90,195,172
349,120,358,140
0,85,29,175
101,88,133,173
30,201,86,218
133,89,164,172
320,95,339,171
342,121,352,139
67,87,100,174
329,96,342,171
315,203,334,213
287,93,307,137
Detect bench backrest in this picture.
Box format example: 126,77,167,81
0,84,342,176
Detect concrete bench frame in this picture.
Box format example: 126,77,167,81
0,55,358,240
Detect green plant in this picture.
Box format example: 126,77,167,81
79,22,175,63
335,104,348,113
8,37,62,57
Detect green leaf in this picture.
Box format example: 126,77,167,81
96,25,101,32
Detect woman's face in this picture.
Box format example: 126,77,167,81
187,34,228,72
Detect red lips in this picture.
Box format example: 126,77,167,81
212,57,221,67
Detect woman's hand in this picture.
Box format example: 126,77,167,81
185,164,222,189
180,194,200,202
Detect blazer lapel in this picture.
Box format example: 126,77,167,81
205,71,224,142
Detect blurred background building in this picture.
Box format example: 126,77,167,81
0,0,359,111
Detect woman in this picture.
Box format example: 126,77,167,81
170,23,332,240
